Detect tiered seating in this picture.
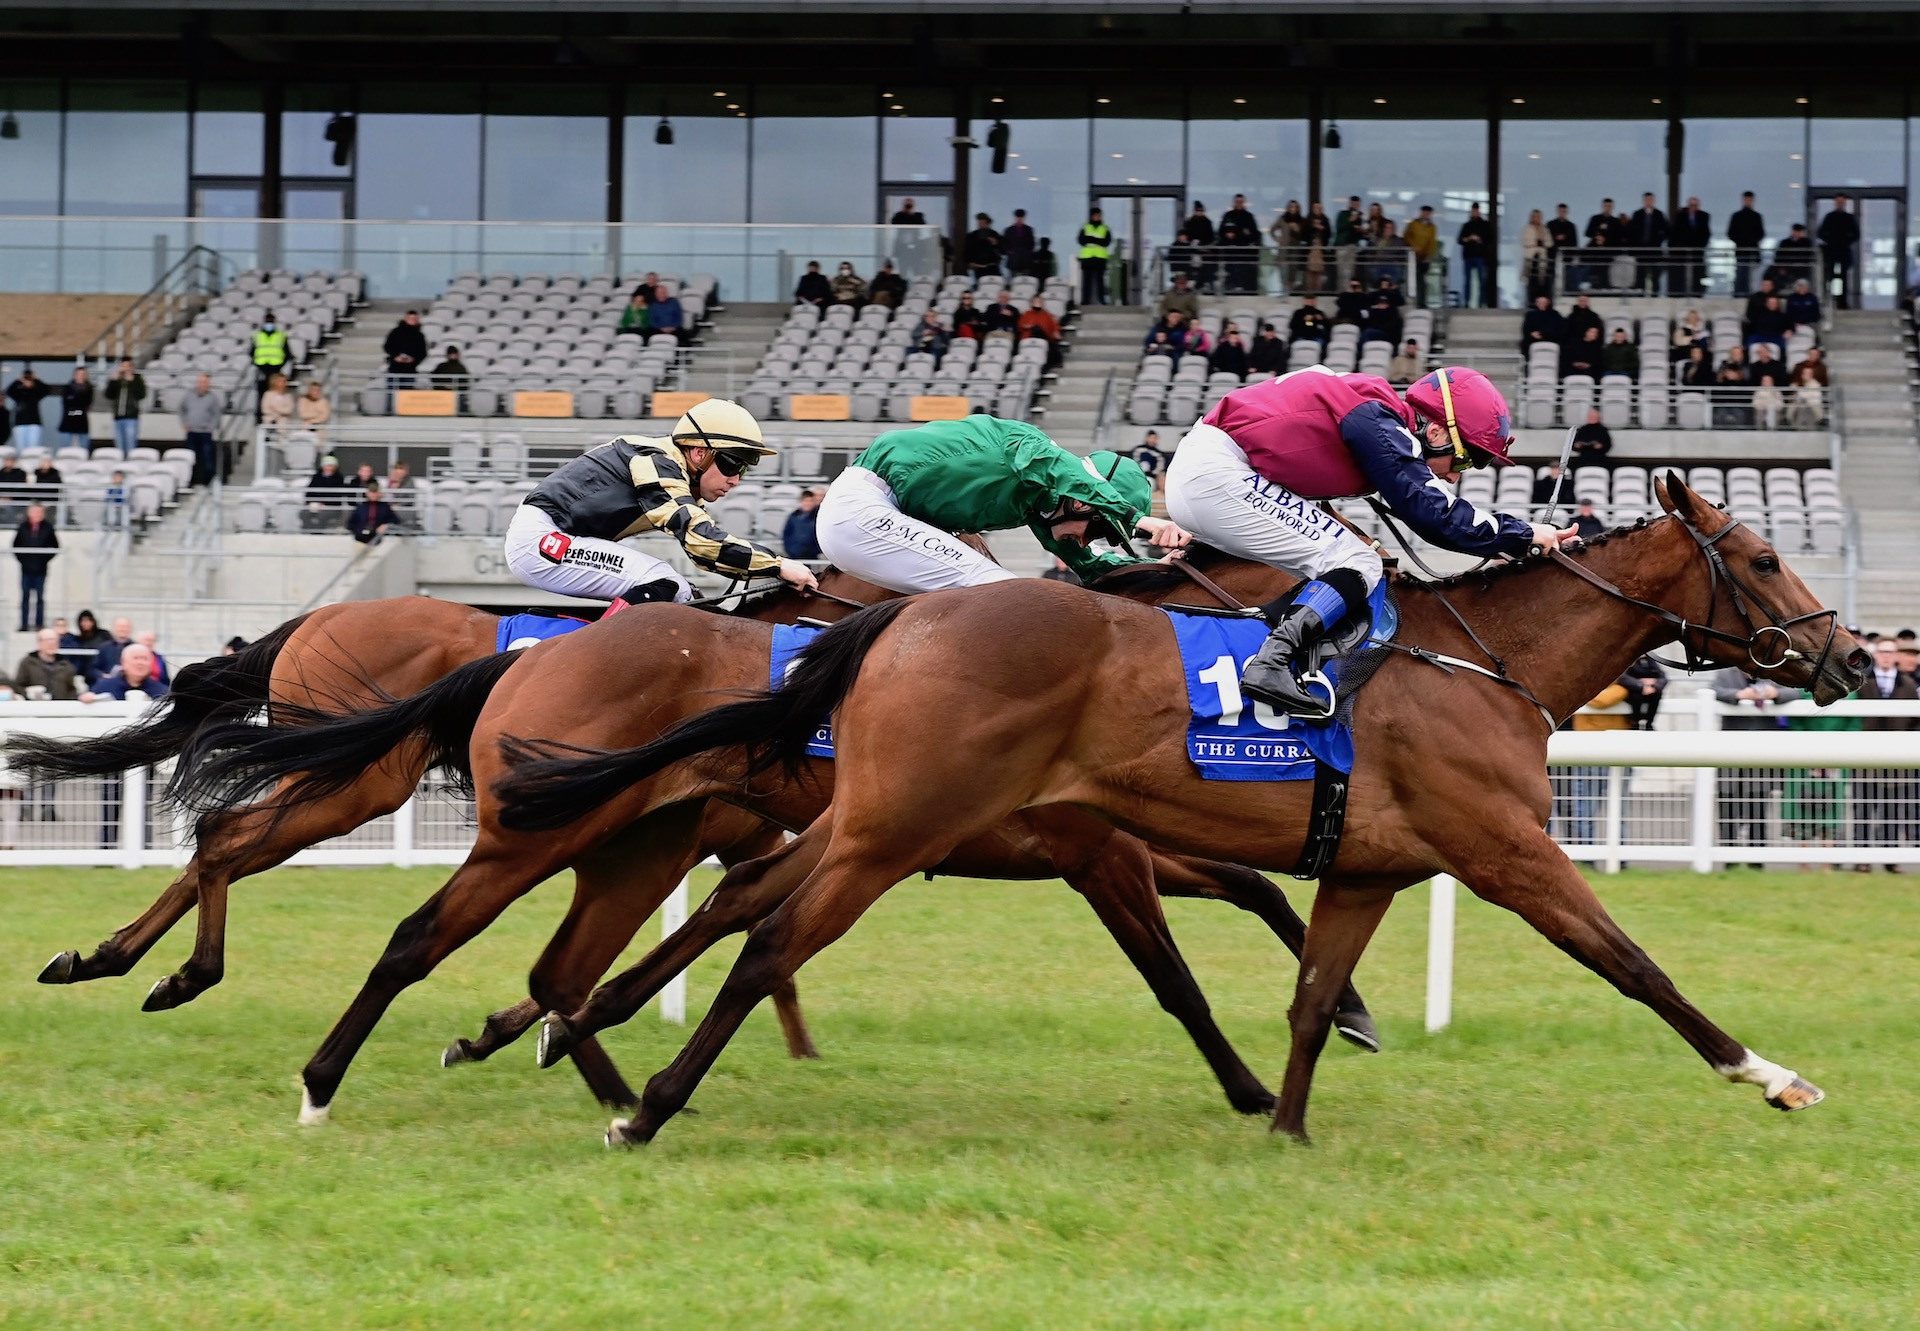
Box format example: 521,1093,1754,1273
741,272,1070,424
1519,307,1820,430
376,272,718,419
146,269,362,409
9,444,196,528
1128,303,1434,425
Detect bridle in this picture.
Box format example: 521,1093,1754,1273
1543,509,1841,684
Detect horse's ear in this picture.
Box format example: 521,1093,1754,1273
1654,468,1695,519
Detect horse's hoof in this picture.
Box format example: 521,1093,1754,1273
535,1012,574,1070
605,1115,656,1148
1231,1090,1279,1117
38,950,80,984
1335,1009,1382,1054
296,1088,331,1127
1768,1077,1825,1112
141,977,182,1012
441,1038,472,1068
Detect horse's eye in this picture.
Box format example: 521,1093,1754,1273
1753,555,1779,574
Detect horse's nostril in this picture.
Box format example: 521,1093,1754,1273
1847,648,1872,675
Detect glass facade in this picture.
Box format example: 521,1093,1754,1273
1503,119,1668,303
64,81,189,216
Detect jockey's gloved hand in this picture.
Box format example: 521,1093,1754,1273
1528,522,1581,555
777,558,820,592
1136,516,1193,550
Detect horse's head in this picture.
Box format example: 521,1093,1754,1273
1653,470,1869,704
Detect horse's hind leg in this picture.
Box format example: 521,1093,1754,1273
1458,827,1824,1114
142,765,422,1013
1149,852,1379,1053
39,865,200,986
1270,879,1396,1142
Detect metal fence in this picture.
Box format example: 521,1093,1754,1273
1549,245,1819,300
1514,380,1829,431
1149,245,1441,305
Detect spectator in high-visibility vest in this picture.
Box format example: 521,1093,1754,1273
1077,207,1112,307
251,312,289,421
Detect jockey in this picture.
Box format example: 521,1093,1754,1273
816,414,1189,592
504,399,818,611
1165,366,1577,714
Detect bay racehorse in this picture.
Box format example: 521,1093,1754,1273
493,474,1869,1145
166,553,1377,1126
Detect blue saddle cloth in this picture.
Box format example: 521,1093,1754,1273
769,624,836,759
1166,580,1399,782
497,612,590,654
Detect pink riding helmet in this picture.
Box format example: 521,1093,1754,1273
1403,366,1517,468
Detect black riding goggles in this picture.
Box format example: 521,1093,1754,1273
711,450,760,478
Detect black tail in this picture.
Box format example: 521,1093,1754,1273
168,648,523,817
493,599,911,832
2,614,309,783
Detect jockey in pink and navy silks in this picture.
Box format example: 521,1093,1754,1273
1165,365,1577,715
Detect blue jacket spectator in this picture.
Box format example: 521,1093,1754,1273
82,643,168,701
86,618,135,685
1784,280,1822,327
781,490,822,560
647,285,688,345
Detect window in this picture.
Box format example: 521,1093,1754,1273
1325,119,1487,298
750,88,878,223
65,81,190,216
483,116,609,222
192,86,264,178
358,85,482,222
623,97,748,224
1681,118,1805,251
1501,119,1666,302
881,91,955,184
0,82,62,216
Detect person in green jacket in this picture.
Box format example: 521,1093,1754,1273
815,415,1190,593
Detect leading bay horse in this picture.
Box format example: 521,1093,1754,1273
167,552,1377,1126
494,474,1868,1145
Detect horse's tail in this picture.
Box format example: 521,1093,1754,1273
1,614,310,783
494,599,911,832
168,648,523,816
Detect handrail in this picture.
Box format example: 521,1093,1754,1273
1151,244,1420,303
1551,244,1818,300
81,245,231,370
1089,367,1119,452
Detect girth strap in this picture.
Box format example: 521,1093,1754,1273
1289,761,1350,880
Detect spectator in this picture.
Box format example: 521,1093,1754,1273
1002,209,1036,276
1288,295,1330,350
86,617,134,685
1456,202,1494,306
1558,682,1629,845
1333,195,1365,289
62,609,110,653
30,455,61,493
829,263,868,308
82,643,166,703
0,451,23,489
351,462,378,490
1670,196,1711,297
1532,463,1566,508
259,373,295,432
222,636,248,656
983,291,1021,339
962,213,1002,280
1771,222,1817,289
1790,344,1830,388
1854,638,1918,868
1077,207,1112,306
1623,192,1670,294
1714,667,1798,862
1545,203,1579,291
1785,278,1821,329
1404,204,1439,306
1143,310,1194,362
1157,272,1200,322
1248,323,1288,375
104,471,128,530
1787,364,1826,429
1519,294,1565,356
176,373,224,487
781,488,822,560
629,271,661,304
1715,346,1752,427
6,371,51,450
1368,221,1411,292
1018,297,1062,367
1583,197,1624,287
1520,208,1551,302
869,261,907,309
1742,276,1779,329
1563,293,1604,346
1029,237,1058,282
347,483,399,545
1208,328,1249,379
14,628,78,700
1360,294,1402,347
1561,325,1604,380
617,292,652,335
1601,328,1640,378
1386,338,1422,384
1749,344,1790,428
303,454,351,530
1302,203,1332,292
1270,201,1307,288
12,502,57,631
1620,656,1667,730
1218,194,1261,294
1670,309,1710,363
889,198,925,225
1746,295,1790,359
911,310,950,362
58,367,93,452
1164,230,1200,286
104,358,145,457
1817,194,1860,310
794,261,831,308
1728,191,1766,296
383,310,428,387
1181,199,1215,247
1572,498,1606,540
385,460,413,496
950,292,987,342
1334,278,1369,326
1040,556,1080,585
1144,330,1180,364
1571,408,1613,470
648,285,688,346
132,629,168,683
251,311,290,416
297,381,333,439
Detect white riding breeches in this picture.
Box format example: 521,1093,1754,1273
816,466,1019,594
503,503,693,603
1165,422,1384,591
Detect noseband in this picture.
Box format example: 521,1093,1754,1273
1546,511,1841,682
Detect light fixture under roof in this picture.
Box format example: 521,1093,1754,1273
1796,96,1810,105
1373,98,1388,105
1095,97,1111,105
990,96,1005,105
712,90,725,98
1511,97,1526,105
1232,97,1247,105
725,103,739,111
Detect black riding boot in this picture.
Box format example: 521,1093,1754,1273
1240,601,1337,716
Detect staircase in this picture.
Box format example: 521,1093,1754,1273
1830,310,1920,628
679,301,786,400
308,298,415,404
1431,307,1523,383
1037,306,1152,451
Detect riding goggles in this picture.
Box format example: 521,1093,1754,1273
712,449,760,478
